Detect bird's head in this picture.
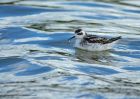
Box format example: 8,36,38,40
74,29,86,39
68,29,86,42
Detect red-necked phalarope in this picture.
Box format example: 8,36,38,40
69,29,121,51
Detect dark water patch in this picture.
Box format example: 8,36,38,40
0,5,75,18
0,57,27,73
81,82,95,86
0,67,15,73
127,40,140,50
0,27,47,44
122,9,140,14
76,65,119,75
113,39,140,58
27,23,47,31
28,50,72,57
79,14,123,20
122,66,140,71
62,76,77,81
115,51,140,59
27,23,74,32
0,80,36,84
0,0,20,5
0,27,46,39
0,2,15,5
76,93,105,99
52,51,72,56
0,57,24,68
0,57,54,75
0,5,48,17
119,1,140,8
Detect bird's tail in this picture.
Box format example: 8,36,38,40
108,36,122,43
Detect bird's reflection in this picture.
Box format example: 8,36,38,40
75,48,116,66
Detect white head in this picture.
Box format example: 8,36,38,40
75,29,86,39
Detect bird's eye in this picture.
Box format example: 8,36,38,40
77,32,83,35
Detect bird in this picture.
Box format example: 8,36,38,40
68,29,121,51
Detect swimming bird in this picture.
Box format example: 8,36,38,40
69,29,121,51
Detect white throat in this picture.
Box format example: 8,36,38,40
75,38,83,47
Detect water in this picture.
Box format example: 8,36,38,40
0,0,140,99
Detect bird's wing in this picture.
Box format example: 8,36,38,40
84,35,121,44
85,37,109,44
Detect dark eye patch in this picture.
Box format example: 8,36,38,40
75,29,82,33
77,32,83,35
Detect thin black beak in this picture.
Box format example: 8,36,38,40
68,36,75,42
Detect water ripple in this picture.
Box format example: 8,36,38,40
0,0,140,99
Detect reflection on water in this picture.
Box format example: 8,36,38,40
0,0,140,99
75,49,114,65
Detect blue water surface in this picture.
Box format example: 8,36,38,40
0,0,140,99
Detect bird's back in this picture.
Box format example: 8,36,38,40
74,35,121,51
84,35,121,44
